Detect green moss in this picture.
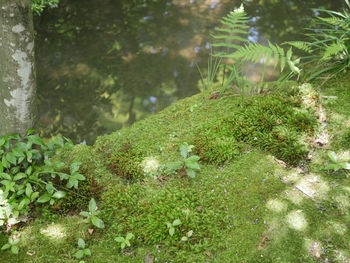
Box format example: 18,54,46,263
193,93,316,165
107,142,145,182
98,152,285,262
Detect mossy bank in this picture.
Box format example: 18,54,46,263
1,75,350,263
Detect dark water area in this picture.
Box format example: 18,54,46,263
34,0,344,144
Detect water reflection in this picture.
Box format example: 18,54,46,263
34,0,342,144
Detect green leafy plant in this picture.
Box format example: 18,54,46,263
1,237,20,254
323,151,350,171
286,0,350,81
165,219,182,236
0,132,84,228
180,230,193,242
80,198,105,229
166,144,200,178
75,238,91,261
31,0,60,15
212,4,301,83
114,232,134,250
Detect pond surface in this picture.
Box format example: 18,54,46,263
34,0,342,144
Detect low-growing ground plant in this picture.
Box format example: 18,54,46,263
165,219,182,237
114,232,134,250
1,236,19,254
0,132,85,228
80,198,105,229
166,144,200,178
323,151,350,172
75,238,91,262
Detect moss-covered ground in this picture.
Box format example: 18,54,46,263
1,75,350,262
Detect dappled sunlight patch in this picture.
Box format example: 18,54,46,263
334,194,350,214
40,223,67,240
343,186,350,194
284,188,304,205
266,199,287,213
286,210,308,231
294,174,330,199
281,170,302,184
328,221,347,235
334,249,350,263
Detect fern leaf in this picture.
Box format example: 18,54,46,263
214,27,249,35
211,43,242,50
286,41,313,53
269,42,280,67
277,45,286,72
322,42,347,59
212,35,249,43
212,4,250,53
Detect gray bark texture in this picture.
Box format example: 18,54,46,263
0,0,36,136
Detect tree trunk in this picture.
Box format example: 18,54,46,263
0,0,36,136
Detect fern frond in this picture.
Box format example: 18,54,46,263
212,4,250,53
285,41,313,53
228,42,301,74
322,42,347,59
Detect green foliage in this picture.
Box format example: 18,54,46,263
193,89,317,165
75,238,91,261
165,219,182,236
166,144,201,178
212,4,301,80
31,0,60,15
323,151,350,171
114,232,134,250
80,198,105,229
0,132,84,227
1,237,19,254
285,0,350,80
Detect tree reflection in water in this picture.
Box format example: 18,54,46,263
34,0,342,143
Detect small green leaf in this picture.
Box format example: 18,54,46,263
80,211,90,217
83,248,91,256
166,161,183,171
1,244,10,250
172,219,182,226
114,237,124,243
185,159,200,170
77,238,85,249
181,236,188,241
52,191,66,199
70,163,81,174
126,232,134,240
88,198,97,212
13,173,26,181
11,245,19,254
187,230,193,237
6,153,17,165
169,227,175,236
91,216,104,229
186,168,196,178
75,250,84,259
25,183,33,197
37,193,51,203
0,173,12,180
2,157,9,169
180,144,189,158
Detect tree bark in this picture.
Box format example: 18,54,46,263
0,0,36,136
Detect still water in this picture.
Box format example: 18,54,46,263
34,0,342,144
